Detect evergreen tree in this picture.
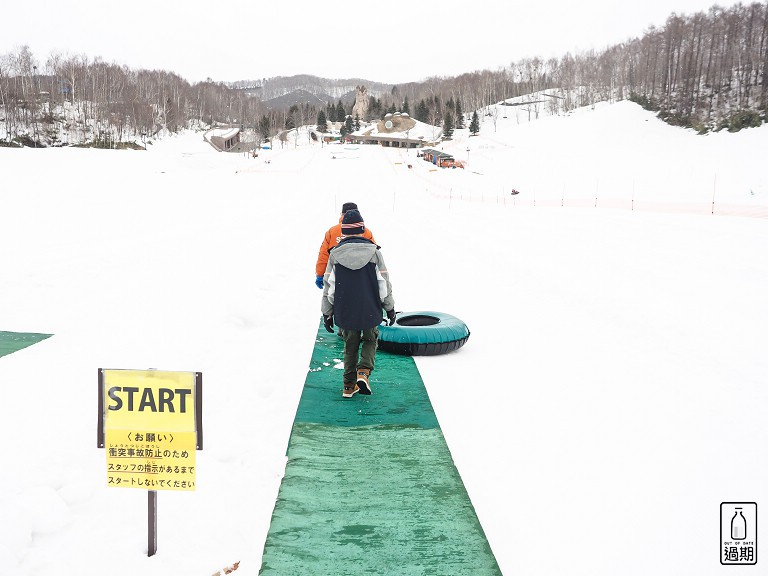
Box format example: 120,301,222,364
455,100,465,129
443,111,454,139
316,110,328,132
336,99,345,122
415,99,429,123
401,96,410,116
345,115,354,134
285,104,298,129
258,115,271,143
367,96,378,121
432,95,442,118
469,111,480,135
387,102,396,115
354,114,361,131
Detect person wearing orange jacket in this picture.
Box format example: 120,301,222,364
314,202,376,288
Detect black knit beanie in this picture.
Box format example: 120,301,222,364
341,209,365,236
341,202,358,213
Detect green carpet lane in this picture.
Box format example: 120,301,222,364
0,331,52,359
259,321,502,575
294,329,438,429
260,424,501,576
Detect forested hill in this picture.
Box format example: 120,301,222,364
231,75,393,101
1,2,766,147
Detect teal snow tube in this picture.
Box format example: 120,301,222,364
378,311,470,356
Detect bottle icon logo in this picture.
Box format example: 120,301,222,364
731,508,747,540
721,502,757,565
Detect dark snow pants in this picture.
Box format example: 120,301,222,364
341,326,379,385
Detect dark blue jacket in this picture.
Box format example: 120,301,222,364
320,237,395,330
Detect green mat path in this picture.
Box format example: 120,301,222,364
0,331,52,359
258,322,502,575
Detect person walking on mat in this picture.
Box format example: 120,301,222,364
320,209,395,397
314,202,376,289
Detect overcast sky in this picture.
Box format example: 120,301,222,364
2,0,735,84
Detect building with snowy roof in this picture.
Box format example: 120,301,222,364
205,127,240,151
349,112,442,148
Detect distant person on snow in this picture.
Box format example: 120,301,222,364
314,202,376,288
320,209,395,398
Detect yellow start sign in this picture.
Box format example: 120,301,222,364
99,369,201,491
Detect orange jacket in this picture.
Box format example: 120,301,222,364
315,217,376,276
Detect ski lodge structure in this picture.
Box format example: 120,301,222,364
420,148,463,168
346,112,442,148
205,127,241,151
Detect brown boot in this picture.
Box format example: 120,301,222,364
342,383,359,398
356,368,372,395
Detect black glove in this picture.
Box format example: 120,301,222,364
323,314,334,333
386,309,397,326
